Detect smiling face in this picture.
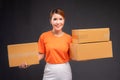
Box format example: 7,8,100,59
50,13,65,32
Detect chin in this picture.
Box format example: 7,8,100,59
54,27,62,31
55,29,62,31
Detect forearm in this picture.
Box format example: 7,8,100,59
38,53,44,61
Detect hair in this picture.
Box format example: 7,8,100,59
49,8,65,20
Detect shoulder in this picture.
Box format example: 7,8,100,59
63,32,72,43
38,31,51,40
64,32,72,39
41,31,51,35
40,31,51,37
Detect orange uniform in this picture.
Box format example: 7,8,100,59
38,31,72,64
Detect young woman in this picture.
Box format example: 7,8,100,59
38,8,72,80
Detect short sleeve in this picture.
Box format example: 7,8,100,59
68,35,72,56
38,34,45,54
68,35,72,45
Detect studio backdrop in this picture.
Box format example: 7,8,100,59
0,0,120,80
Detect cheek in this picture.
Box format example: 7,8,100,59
61,19,65,23
61,21,65,26
62,20,65,24
50,20,55,25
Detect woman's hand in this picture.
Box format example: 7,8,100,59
19,63,30,69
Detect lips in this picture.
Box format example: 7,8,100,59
55,25,62,29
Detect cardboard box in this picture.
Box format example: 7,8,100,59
72,28,110,43
7,42,39,67
70,41,113,61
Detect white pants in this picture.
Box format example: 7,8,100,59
43,62,72,80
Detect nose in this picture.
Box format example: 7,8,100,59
56,20,60,24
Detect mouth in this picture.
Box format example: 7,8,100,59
55,25,62,28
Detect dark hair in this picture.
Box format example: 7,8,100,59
49,8,65,20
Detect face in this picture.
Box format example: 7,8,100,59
50,13,65,32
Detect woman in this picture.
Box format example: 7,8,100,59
20,8,72,80
38,8,72,80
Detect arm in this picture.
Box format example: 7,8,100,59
38,52,44,61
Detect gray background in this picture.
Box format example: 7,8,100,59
0,0,120,80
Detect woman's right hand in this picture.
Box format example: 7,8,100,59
19,63,30,69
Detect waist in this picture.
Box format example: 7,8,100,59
46,62,70,66
45,59,70,64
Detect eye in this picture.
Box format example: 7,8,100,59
53,18,57,21
59,18,63,20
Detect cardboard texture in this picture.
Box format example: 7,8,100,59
7,42,39,67
70,41,113,61
72,28,110,43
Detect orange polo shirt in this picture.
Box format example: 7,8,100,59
38,31,72,64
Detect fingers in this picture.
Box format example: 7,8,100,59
19,63,30,69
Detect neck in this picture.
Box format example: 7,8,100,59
52,29,62,34
52,29,63,37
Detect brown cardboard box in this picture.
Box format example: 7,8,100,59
7,42,39,67
70,41,113,61
72,28,110,43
